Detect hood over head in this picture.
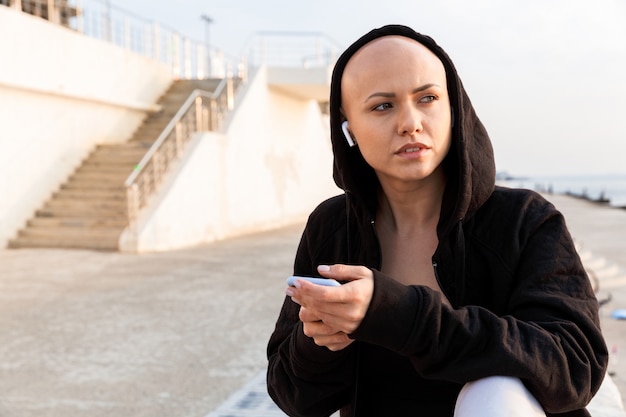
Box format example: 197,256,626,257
329,25,495,236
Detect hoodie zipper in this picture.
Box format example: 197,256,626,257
370,219,383,269
432,261,454,306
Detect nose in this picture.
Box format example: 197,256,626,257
397,105,423,136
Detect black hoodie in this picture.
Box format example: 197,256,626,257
267,25,607,416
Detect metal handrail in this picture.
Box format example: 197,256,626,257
124,75,241,226
243,31,343,68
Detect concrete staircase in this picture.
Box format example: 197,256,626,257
9,79,221,250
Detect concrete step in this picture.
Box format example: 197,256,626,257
39,206,127,219
135,123,170,135
52,189,127,201
10,77,227,251
43,198,126,210
89,148,150,159
27,217,128,228
93,143,151,152
133,123,169,134
36,206,127,218
17,225,122,239
133,125,171,137
160,89,193,99
81,153,139,163
163,92,200,103
96,141,153,149
75,155,135,168
130,134,165,144
74,163,132,172
69,171,130,182
62,177,126,189
60,182,126,192
80,161,137,171
8,235,119,250
85,153,146,165
74,166,133,177
170,78,221,91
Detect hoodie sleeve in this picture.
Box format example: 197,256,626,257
266,201,356,417
349,197,608,415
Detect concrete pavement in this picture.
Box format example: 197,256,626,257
0,193,625,416
0,224,300,416
546,193,626,398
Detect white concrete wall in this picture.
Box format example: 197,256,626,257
120,67,339,252
0,7,172,246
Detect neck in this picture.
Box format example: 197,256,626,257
376,168,446,234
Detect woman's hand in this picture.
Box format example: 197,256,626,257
287,264,374,350
298,306,354,351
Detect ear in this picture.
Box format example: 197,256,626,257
341,120,356,147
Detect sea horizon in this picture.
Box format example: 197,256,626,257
497,173,626,209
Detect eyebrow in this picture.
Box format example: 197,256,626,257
364,83,442,102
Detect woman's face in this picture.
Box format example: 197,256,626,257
341,36,452,190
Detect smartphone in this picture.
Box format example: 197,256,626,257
286,276,341,287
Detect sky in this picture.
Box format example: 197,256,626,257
114,0,626,177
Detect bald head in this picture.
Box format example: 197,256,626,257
341,36,448,116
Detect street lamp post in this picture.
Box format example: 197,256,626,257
200,15,213,78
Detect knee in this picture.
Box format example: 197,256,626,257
454,376,546,417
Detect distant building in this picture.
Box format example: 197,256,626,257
0,0,77,28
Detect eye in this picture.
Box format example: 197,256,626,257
373,102,393,111
419,95,438,103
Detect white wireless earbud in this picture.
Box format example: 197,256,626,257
341,120,356,147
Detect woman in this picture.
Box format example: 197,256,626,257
266,25,607,416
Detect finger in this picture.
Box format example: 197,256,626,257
326,338,354,352
299,306,322,323
294,279,367,316
312,332,354,351
296,273,372,310
311,309,363,335
317,264,373,283
298,300,362,335
291,278,342,305
302,320,339,339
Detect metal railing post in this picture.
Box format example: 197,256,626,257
126,184,139,229
203,107,209,131
186,110,193,139
103,0,112,42
143,21,151,57
152,152,161,189
210,98,217,130
227,74,234,111
124,17,131,50
195,97,202,132
183,38,191,79
152,22,160,61
47,0,57,24
196,43,205,79
175,121,183,153
75,0,84,33
239,57,248,84
172,32,181,79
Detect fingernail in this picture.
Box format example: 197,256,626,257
318,265,330,272
285,288,294,297
294,280,302,289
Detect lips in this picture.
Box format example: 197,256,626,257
403,147,422,153
396,143,428,154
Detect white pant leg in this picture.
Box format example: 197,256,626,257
454,376,546,417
